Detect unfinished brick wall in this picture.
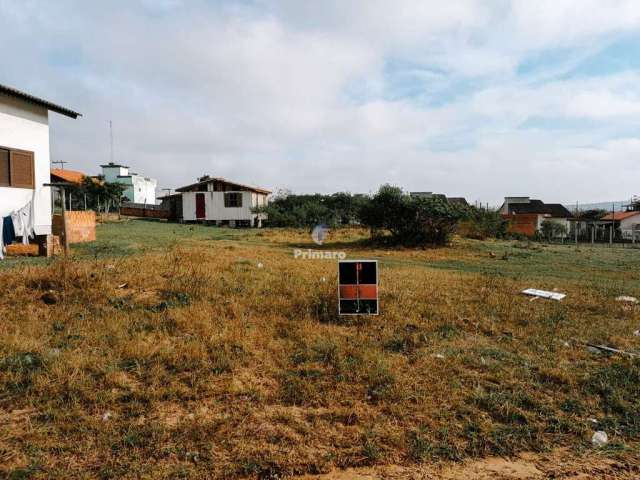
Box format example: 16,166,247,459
52,211,96,243
502,213,539,237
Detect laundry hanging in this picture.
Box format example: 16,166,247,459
1,215,16,260
11,197,35,245
0,190,36,259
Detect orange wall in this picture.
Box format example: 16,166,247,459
502,213,539,237
52,211,96,243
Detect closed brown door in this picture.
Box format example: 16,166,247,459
195,193,205,219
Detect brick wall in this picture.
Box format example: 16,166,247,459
120,206,169,219
52,211,96,243
502,213,539,237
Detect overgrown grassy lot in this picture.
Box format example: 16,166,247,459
1,220,639,478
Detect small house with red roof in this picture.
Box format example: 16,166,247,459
601,211,640,239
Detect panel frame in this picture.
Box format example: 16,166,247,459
337,259,379,316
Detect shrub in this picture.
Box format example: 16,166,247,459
358,185,467,246
460,207,508,240
540,220,568,241
254,190,368,228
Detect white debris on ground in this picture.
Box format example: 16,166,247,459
592,431,608,447
257,262,264,268
522,288,566,301
102,411,113,422
616,295,639,304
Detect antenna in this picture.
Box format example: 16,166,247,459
109,120,114,164
52,160,68,169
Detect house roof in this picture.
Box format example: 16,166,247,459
50,168,86,184
601,211,640,221
0,84,81,119
101,162,129,168
175,176,271,195
447,197,469,207
506,199,573,218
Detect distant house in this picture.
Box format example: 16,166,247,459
101,162,157,205
50,168,87,185
499,197,573,237
601,211,640,240
162,175,270,227
0,84,79,243
410,192,469,206
50,168,89,211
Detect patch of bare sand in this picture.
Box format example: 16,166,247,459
299,448,639,479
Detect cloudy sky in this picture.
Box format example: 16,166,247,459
1,0,639,204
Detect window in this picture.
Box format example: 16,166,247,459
0,147,34,188
224,192,242,208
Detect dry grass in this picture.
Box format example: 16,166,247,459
0,222,639,479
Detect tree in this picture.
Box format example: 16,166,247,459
70,176,126,213
254,191,367,228
358,185,467,246
577,209,607,221
540,220,568,241
459,207,508,240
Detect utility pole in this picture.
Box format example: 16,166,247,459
610,203,615,246
575,200,578,245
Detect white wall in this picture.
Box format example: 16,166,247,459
620,215,640,239
537,215,570,237
182,190,267,222
104,166,157,205
102,165,129,182
131,175,157,204
0,95,52,235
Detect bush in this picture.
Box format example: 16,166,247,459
459,207,508,240
358,185,466,246
254,190,368,228
540,220,568,241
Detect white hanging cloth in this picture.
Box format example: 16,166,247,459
11,190,36,245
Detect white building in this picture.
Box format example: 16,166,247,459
602,211,640,240
164,175,270,227
101,162,157,205
0,84,79,237
499,197,573,237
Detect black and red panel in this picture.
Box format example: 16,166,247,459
338,260,378,315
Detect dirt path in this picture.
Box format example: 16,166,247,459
299,449,639,479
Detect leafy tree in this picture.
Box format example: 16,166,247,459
254,191,367,228
68,176,126,213
359,185,467,246
540,219,568,241
459,207,508,240
576,209,607,221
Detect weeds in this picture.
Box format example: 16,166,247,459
1,220,639,477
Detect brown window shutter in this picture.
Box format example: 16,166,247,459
0,149,9,186
10,150,34,188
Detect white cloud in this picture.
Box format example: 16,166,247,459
0,0,639,204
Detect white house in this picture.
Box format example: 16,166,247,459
602,211,640,240
0,84,79,238
101,162,157,205
165,175,270,227
499,197,574,237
